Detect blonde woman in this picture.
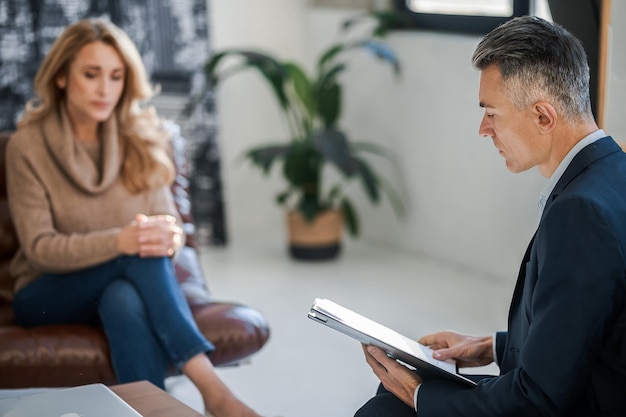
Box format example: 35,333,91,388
6,18,260,417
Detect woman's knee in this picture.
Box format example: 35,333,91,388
98,280,144,320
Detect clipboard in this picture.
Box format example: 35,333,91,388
308,298,477,387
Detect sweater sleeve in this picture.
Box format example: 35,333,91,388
6,135,121,273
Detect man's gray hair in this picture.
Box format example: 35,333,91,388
472,16,592,121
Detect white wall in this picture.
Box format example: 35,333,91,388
210,2,562,282
605,0,626,144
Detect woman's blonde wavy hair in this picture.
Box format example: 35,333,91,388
19,18,175,193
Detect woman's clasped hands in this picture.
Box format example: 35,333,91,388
117,213,183,257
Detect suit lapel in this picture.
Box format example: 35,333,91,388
540,136,621,222
507,231,536,326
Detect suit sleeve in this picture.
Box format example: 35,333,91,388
495,331,507,365
417,197,626,416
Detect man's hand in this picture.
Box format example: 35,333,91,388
362,344,423,409
419,331,494,368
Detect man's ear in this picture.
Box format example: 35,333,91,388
533,101,557,134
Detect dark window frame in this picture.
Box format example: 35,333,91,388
393,0,531,35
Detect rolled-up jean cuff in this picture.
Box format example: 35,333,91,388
174,341,215,372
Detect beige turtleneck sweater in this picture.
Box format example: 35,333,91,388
6,109,180,293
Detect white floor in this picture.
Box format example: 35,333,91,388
167,237,516,417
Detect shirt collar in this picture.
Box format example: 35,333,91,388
537,129,606,214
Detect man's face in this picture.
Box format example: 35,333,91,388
478,65,547,174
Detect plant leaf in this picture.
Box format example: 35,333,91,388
204,49,291,111
325,184,341,207
352,156,380,203
284,62,315,122
276,189,292,205
315,62,345,128
340,10,410,39
298,194,321,222
180,86,208,119
377,174,407,219
244,144,290,174
283,141,321,189
204,50,229,85
341,197,359,237
313,129,359,176
340,12,369,33
317,63,347,88
354,40,401,76
318,44,344,73
316,83,341,129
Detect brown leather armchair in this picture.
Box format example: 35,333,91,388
0,130,270,388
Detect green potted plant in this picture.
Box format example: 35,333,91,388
188,11,406,260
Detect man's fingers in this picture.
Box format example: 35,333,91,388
363,344,422,409
362,345,387,375
418,331,455,349
432,347,455,360
365,345,392,364
418,334,438,346
364,345,410,374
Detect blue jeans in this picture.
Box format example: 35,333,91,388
13,255,214,389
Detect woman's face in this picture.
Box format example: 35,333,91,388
56,41,126,127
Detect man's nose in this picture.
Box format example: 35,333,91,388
478,115,493,137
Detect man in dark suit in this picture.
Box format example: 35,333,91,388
355,16,626,417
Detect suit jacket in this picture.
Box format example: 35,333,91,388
418,137,626,417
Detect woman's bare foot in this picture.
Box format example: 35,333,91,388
204,395,261,417
182,354,261,417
